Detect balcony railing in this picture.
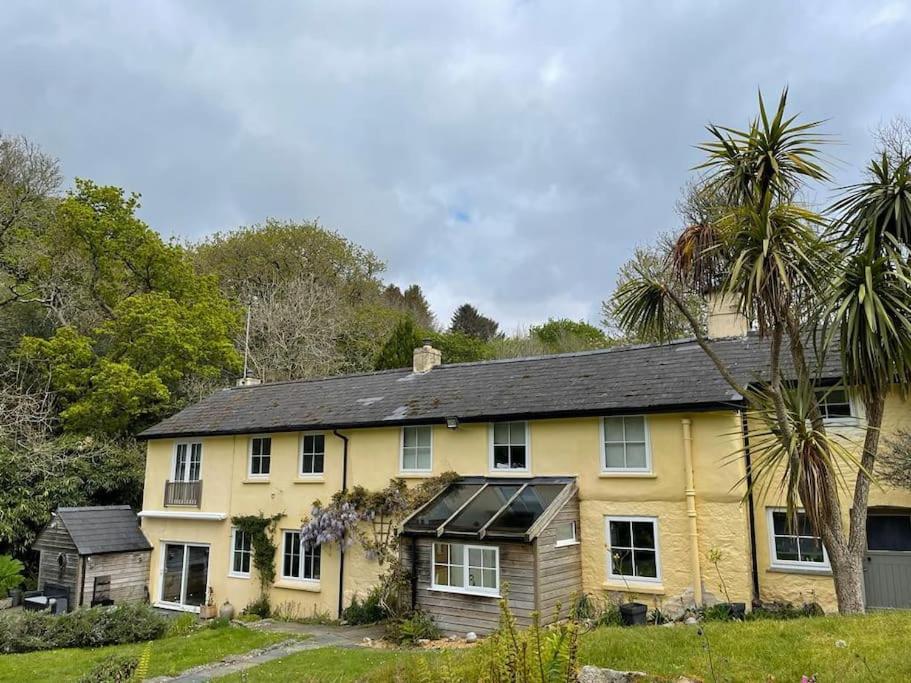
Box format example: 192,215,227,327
164,480,202,507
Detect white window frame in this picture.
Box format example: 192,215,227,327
400,425,433,473
228,527,252,578
248,435,272,478
814,387,861,426
172,441,203,482
605,515,662,584
299,432,326,478
488,421,531,473
156,541,210,613
555,520,578,547
280,530,321,583
766,508,831,570
430,542,500,597
600,415,652,473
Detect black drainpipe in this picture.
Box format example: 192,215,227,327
410,536,418,610
740,410,761,604
78,556,87,607
333,430,349,619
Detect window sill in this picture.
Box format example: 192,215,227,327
602,580,665,595
228,573,251,580
767,564,832,577
274,580,321,592
293,477,325,484
555,540,580,548
599,472,656,479
429,586,501,599
399,471,434,479
153,601,200,613
242,479,271,485
488,470,531,476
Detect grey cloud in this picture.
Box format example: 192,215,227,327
1,0,909,328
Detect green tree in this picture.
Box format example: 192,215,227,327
449,303,500,341
426,330,492,364
613,89,911,614
374,317,422,370
530,318,609,353
383,284,436,330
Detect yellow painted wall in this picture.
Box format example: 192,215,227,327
140,392,911,621
752,391,911,612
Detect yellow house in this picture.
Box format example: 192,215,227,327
137,322,911,630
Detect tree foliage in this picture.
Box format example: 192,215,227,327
529,318,609,353
449,303,500,341
374,317,422,370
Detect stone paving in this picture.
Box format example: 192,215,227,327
147,621,387,682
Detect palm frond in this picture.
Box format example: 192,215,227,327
612,268,676,344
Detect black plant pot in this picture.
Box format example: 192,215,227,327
8,588,23,607
619,601,648,626
719,602,746,620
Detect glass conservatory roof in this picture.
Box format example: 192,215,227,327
401,476,575,542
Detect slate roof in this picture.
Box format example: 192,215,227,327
54,506,151,555
141,334,842,440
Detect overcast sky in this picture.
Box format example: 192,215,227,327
2,1,909,330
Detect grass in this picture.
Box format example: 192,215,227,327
218,647,416,682
0,624,294,682
246,611,911,682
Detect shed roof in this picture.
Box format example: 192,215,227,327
401,476,576,542
139,334,841,440
47,506,151,555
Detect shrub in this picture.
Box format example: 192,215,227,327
0,603,167,654
747,600,824,620
78,654,138,683
242,595,271,619
272,600,335,624
701,603,732,622
386,611,440,645
596,602,622,627
570,592,596,621
0,555,25,595
343,587,387,625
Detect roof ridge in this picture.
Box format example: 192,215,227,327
223,336,727,391
58,505,133,512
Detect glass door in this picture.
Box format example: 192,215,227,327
160,543,209,609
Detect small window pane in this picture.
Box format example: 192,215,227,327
481,569,496,588
632,521,655,548
417,427,432,447
493,445,510,468
610,521,631,548
468,547,482,567
434,566,449,585
450,543,464,565
556,522,576,544
416,449,431,470
775,536,799,561
402,452,416,470
604,444,626,469
867,515,911,551
434,544,448,563
493,423,509,443
612,549,634,576
624,417,646,441
510,445,527,468
604,417,624,442
509,422,526,444
798,537,825,563
403,427,417,447
772,511,788,535
635,550,657,578
450,564,464,587
467,566,482,588
626,443,647,469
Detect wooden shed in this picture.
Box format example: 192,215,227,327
34,506,152,611
400,477,582,635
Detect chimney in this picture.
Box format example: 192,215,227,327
413,339,442,374
706,291,749,338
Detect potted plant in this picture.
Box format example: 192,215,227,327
0,555,24,606
199,587,218,619
613,552,647,626
708,547,745,620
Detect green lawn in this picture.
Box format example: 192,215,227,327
231,611,911,683
0,625,294,683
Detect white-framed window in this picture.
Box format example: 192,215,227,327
281,530,321,582
432,542,499,596
173,442,202,482
601,416,650,472
300,433,325,476
490,421,529,471
606,516,661,582
401,426,433,472
555,521,578,547
249,436,272,477
767,509,829,569
229,528,252,577
814,387,856,422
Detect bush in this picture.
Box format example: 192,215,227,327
242,595,271,618
343,587,387,625
0,603,167,654
272,600,335,624
386,611,440,645
596,602,622,627
78,654,138,682
747,600,824,621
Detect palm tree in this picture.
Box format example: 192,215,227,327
614,89,911,614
